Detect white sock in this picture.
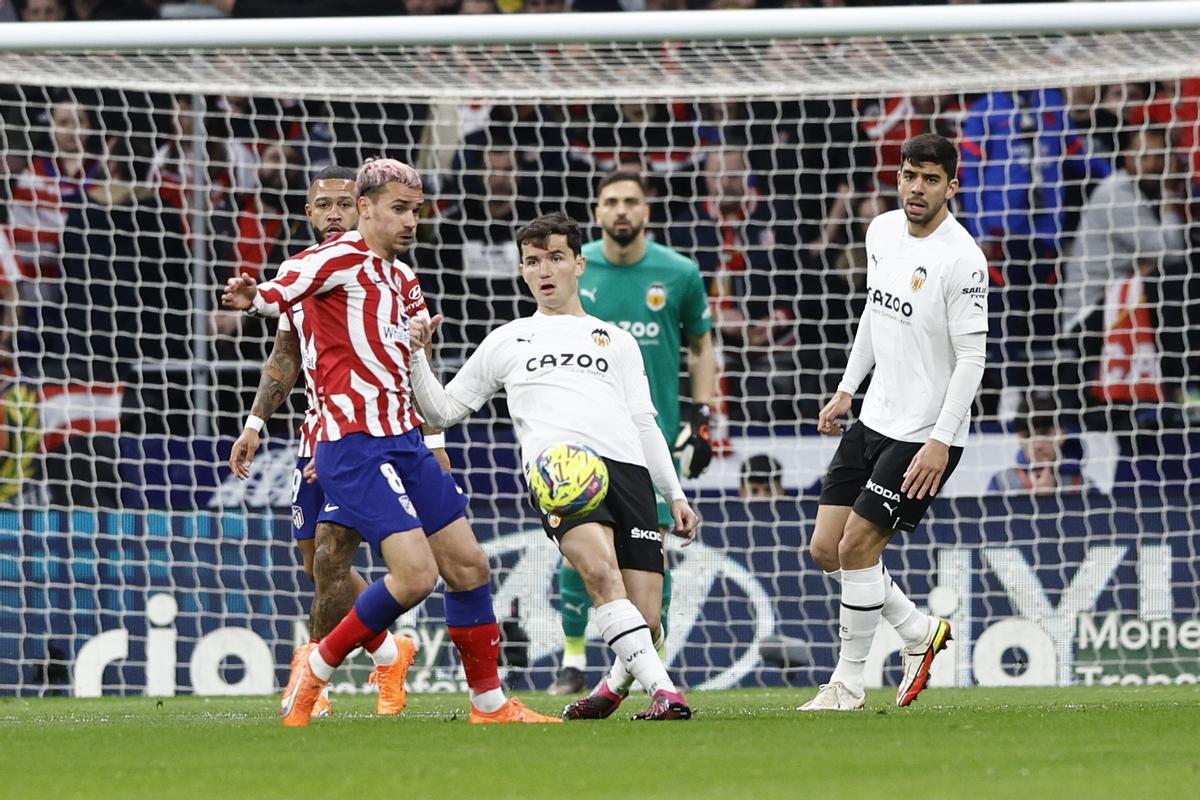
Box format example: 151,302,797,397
308,647,335,682
368,633,398,667
880,568,931,646
831,566,928,644
603,626,665,696
595,599,674,697
470,688,507,713
829,562,885,691
562,653,587,671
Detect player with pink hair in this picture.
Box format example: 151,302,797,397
224,158,560,727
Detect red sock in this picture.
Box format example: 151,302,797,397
448,622,502,693
364,630,389,653
318,607,375,668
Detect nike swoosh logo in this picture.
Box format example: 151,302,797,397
323,503,339,512
489,638,501,647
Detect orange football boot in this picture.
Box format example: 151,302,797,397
368,635,419,715
312,685,333,718
469,697,564,724
279,643,316,716
281,654,328,727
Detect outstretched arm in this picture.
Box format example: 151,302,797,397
222,254,342,318
407,313,492,430
229,323,302,479
409,350,474,430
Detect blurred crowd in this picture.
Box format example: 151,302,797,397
1,0,1057,23
2,77,1199,444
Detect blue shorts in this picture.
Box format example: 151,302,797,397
315,429,469,549
291,456,322,541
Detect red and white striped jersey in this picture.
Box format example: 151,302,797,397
254,231,430,442
277,298,321,459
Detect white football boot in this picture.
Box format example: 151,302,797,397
798,681,866,711
896,617,952,707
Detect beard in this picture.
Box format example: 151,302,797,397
604,222,643,247
312,222,338,241
903,196,944,226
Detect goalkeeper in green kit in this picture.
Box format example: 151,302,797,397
549,170,717,699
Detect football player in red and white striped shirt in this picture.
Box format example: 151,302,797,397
223,158,560,727
228,166,420,721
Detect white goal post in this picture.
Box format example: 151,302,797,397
0,2,1198,697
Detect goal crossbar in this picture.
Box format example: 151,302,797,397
7,1,1200,52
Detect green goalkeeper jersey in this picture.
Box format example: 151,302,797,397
580,239,713,449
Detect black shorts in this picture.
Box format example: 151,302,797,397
530,457,664,574
819,422,963,533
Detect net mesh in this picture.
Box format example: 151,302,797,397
1,22,1198,696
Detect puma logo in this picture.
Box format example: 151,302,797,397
563,601,587,616
882,501,897,516
580,288,597,302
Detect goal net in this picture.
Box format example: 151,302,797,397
1,6,1198,696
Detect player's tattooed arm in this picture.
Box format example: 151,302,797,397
251,325,302,421
231,325,303,479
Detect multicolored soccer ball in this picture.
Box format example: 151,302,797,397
528,442,610,518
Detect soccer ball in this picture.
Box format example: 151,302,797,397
528,442,609,518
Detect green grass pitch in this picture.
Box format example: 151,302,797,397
2,686,1197,799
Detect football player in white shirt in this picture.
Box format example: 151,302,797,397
802,134,988,711
408,212,701,721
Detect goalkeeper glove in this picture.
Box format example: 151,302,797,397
674,403,714,479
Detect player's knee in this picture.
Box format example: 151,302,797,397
311,543,332,584
809,537,839,573
640,607,662,635
315,524,357,572
577,563,624,605
837,519,885,568
389,556,440,605
440,546,491,593
410,566,440,602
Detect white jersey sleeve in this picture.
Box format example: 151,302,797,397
409,350,475,429
616,331,657,418
444,330,504,412
944,247,989,337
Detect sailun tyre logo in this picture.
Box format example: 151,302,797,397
480,530,775,690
